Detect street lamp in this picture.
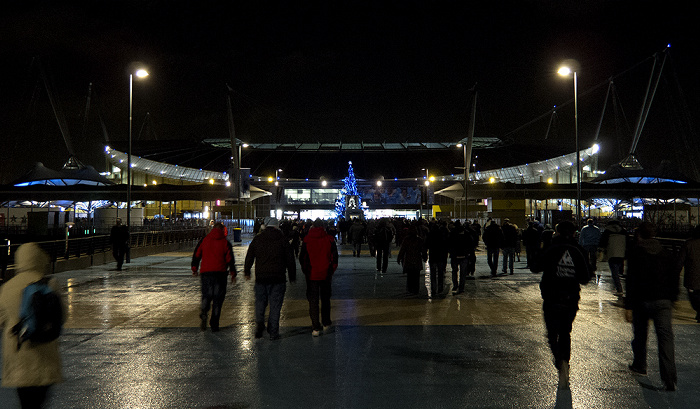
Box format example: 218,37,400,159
558,64,581,225
127,68,149,230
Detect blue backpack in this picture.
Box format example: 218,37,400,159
11,277,63,350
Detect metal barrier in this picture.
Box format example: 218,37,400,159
0,228,207,283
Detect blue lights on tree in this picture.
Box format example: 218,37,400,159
335,161,360,219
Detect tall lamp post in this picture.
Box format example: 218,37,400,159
558,65,580,225
127,68,149,231
421,168,430,219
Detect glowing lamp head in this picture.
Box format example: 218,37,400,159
135,69,149,78
591,143,600,154
558,66,572,76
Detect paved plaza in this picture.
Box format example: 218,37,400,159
1,238,699,408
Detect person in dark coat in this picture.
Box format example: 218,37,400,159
448,221,475,294
110,218,129,271
501,219,518,275
244,218,297,340
523,221,543,269
531,220,591,390
373,218,394,273
397,225,427,295
482,219,504,277
426,220,449,296
300,219,339,336
191,223,237,332
625,222,680,391
348,219,366,257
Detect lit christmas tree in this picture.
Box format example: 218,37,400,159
335,161,361,219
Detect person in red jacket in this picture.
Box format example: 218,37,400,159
191,223,237,332
300,219,339,336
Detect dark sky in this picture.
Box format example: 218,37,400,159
1,0,697,182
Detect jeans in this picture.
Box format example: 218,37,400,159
429,260,446,295
200,272,228,329
451,258,468,292
306,278,332,330
376,244,390,272
487,247,500,274
543,301,578,364
255,282,287,338
608,257,624,292
631,299,677,387
583,245,598,271
353,241,362,256
502,247,515,273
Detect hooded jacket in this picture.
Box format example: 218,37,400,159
191,227,236,276
625,238,680,308
533,236,591,305
0,242,64,387
599,223,627,259
300,227,338,280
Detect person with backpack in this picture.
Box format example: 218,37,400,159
530,221,591,390
0,242,64,409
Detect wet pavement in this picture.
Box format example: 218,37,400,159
2,237,699,408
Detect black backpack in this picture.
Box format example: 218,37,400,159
11,277,63,350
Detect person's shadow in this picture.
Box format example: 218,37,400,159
554,387,573,409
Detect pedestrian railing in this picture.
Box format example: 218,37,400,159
0,228,207,283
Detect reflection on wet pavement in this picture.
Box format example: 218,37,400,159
1,242,698,408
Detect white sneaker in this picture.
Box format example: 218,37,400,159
312,330,321,337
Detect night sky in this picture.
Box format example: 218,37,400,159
1,1,697,182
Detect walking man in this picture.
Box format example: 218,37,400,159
373,218,394,273
482,219,504,277
244,217,297,340
531,221,591,390
300,219,338,336
191,222,237,332
110,218,129,271
448,220,474,294
501,219,518,275
578,218,601,278
397,225,427,295
599,219,627,295
625,222,680,391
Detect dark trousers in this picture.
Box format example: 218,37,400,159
255,282,286,337
689,289,700,321
405,267,422,294
429,260,446,295
376,244,390,272
486,247,500,274
306,278,332,330
450,258,468,292
631,299,677,387
17,385,50,409
112,245,127,270
583,245,598,271
608,257,624,292
200,272,228,329
502,247,515,273
525,245,538,267
543,301,578,364
353,241,362,256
